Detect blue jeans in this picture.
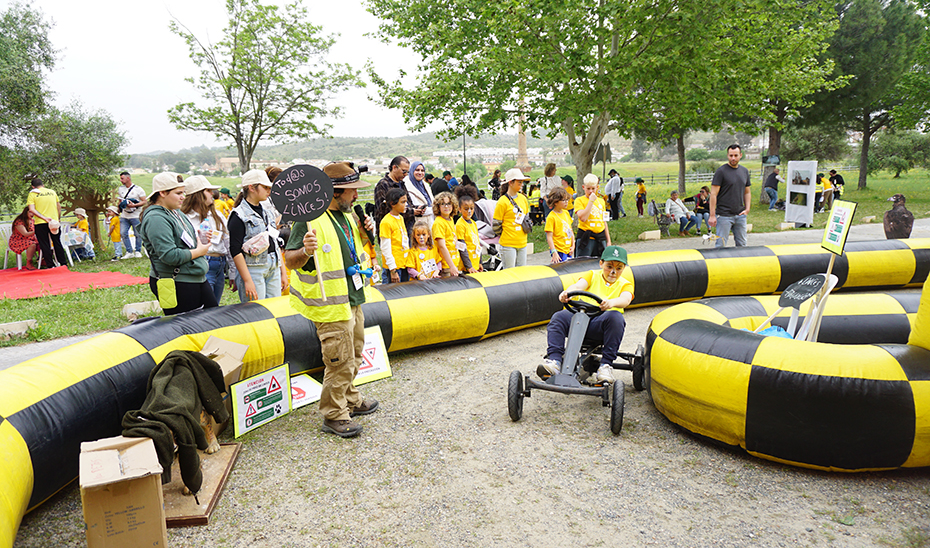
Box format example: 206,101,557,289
382,267,410,284
696,212,710,232
120,217,142,253
206,256,227,303
546,309,627,367
678,215,698,233
715,214,748,248
765,187,778,209
500,245,527,269
237,254,282,302
113,241,125,259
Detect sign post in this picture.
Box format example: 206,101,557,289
269,165,334,300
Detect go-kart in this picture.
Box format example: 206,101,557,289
507,290,645,435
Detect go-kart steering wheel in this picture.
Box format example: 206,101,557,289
563,290,605,317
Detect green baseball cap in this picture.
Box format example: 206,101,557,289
601,246,628,264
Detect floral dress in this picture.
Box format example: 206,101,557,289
9,218,37,254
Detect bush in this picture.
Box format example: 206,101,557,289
685,148,710,161
689,160,719,173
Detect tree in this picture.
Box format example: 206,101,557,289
801,0,925,189
168,0,360,170
26,102,128,244
453,161,489,182
867,130,930,177
0,2,55,201
780,123,851,162
630,138,650,163
369,0,804,181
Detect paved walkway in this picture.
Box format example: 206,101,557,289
4,218,927,371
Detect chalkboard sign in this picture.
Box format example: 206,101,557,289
270,164,334,222
778,274,826,309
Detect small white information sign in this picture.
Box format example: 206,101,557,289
354,326,392,386
231,364,291,437
290,374,322,410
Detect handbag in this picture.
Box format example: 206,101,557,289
506,195,533,234
242,231,271,256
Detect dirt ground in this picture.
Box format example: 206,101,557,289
12,224,930,547
14,300,930,548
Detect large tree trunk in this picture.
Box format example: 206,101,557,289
761,124,783,204
564,113,611,183
858,112,870,190
677,135,686,195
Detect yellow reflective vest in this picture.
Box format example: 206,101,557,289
289,211,370,323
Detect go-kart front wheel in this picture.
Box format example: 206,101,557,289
610,380,625,435
508,370,525,421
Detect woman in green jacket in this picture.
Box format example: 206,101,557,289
139,172,215,315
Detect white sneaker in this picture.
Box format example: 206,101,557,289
120,253,133,260
133,251,143,258
596,364,614,384
537,358,560,377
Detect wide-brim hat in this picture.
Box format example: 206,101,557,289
49,219,60,234
238,169,273,189
324,161,370,189
601,245,628,265
74,208,87,217
184,175,220,195
106,205,119,215
504,168,530,183
634,177,645,184
149,172,183,199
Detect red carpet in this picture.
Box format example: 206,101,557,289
0,266,148,300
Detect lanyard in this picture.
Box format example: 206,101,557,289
327,210,359,265
169,209,193,241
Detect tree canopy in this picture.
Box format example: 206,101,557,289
367,0,838,181
169,0,360,171
801,0,926,189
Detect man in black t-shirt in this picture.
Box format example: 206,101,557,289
709,144,751,248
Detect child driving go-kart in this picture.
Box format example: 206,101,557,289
539,246,634,384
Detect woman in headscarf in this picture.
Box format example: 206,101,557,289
404,160,435,229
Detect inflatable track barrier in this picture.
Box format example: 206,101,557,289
647,288,930,472
2,238,930,546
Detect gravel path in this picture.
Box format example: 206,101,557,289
11,221,930,547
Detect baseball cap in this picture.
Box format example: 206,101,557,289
600,245,628,264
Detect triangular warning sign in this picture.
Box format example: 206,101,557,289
363,347,377,363
268,376,281,394
245,403,257,418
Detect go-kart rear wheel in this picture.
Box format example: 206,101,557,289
610,380,625,435
508,370,525,422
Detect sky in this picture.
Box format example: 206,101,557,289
19,0,435,155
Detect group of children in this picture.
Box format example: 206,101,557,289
378,189,483,283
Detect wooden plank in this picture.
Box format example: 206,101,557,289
163,442,241,528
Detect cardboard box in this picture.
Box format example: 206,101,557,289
80,436,168,548
199,336,248,435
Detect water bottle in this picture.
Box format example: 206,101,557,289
199,221,211,245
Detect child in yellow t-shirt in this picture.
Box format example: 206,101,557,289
432,191,461,277
545,187,574,264
574,173,611,258
72,208,95,260
105,206,124,261
409,221,441,280
378,188,411,284
539,246,634,385
455,194,483,273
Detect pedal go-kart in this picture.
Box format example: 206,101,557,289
507,290,645,434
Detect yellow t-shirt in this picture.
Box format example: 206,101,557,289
545,209,574,254
580,269,635,312
493,193,530,248
75,218,89,234
378,213,409,270
566,186,575,211
432,216,461,269
575,194,607,233
108,216,121,242
411,246,442,278
216,198,234,218
455,217,482,268
26,188,59,224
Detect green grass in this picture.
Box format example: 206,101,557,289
1,166,927,345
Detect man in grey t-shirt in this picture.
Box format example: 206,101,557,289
709,145,751,248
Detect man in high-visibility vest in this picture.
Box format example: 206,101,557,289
283,162,378,438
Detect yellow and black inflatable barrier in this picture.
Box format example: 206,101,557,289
647,286,930,472
2,238,930,546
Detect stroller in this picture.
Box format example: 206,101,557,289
474,198,503,271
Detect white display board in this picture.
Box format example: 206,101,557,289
785,161,818,226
